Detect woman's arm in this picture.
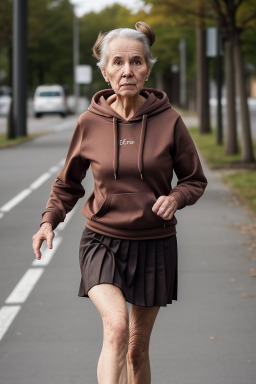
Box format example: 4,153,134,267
32,118,90,259
32,222,54,260
168,116,208,209
152,116,207,220
40,118,90,230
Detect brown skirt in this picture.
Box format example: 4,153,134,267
78,226,178,307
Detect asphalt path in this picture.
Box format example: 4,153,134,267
0,115,255,384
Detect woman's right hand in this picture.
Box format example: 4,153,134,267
32,222,55,260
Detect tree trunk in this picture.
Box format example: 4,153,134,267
224,37,238,154
233,32,255,162
188,78,197,112
196,26,210,134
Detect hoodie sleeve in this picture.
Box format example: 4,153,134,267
40,119,90,230
168,116,207,209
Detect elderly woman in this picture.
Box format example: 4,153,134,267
32,22,207,384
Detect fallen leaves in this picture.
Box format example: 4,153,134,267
221,195,241,207
249,268,256,278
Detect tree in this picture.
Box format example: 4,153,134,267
213,0,255,162
142,0,212,132
28,0,74,93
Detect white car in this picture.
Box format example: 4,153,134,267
0,86,12,116
33,85,68,118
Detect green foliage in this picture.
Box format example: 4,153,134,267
0,0,12,48
79,4,134,93
1,0,255,94
0,0,12,85
28,0,74,94
139,0,213,81
241,27,256,72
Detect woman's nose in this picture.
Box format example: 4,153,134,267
123,62,133,77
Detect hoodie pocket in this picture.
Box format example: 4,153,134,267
90,192,166,229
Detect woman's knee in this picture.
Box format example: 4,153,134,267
102,311,129,353
127,331,149,369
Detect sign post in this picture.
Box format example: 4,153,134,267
207,27,224,145
75,65,92,84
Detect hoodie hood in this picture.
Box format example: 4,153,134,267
88,88,172,181
88,87,171,120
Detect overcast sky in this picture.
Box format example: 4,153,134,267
69,0,146,17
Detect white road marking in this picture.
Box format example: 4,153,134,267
0,159,65,219
30,172,51,190
49,166,59,173
32,236,63,267
0,306,21,342
57,209,76,231
0,189,32,212
0,158,79,342
58,159,65,167
5,268,44,304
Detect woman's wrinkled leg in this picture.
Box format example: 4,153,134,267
88,284,129,384
127,305,160,384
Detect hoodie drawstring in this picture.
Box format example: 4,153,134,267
113,114,147,181
113,117,118,180
138,114,147,181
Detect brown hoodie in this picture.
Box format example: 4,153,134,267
40,88,207,239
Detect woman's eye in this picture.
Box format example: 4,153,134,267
133,60,141,65
114,60,121,65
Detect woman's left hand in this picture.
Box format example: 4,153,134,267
152,195,178,221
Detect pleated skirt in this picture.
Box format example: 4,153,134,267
78,226,178,307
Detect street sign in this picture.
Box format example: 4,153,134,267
206,27,217,57
206,27,223,57
75,65,92,84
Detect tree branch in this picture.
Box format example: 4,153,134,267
213,0,225,18
240,11,256,28
234,0,244,11
150,0,214,22
212,0,228,27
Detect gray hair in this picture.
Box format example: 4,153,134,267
96,28,157,69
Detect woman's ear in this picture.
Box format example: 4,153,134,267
101,68,109,83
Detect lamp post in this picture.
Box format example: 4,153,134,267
12,0,27,137
73,11,80,115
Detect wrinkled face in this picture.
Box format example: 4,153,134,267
101,37,151,98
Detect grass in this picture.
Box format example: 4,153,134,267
188,127,256,168
0,132,46,148
189,126,256,215
223,172,256,214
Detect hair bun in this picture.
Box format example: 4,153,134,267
92,31,107,60
135,21,155,47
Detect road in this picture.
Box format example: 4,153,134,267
0,114,255,384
